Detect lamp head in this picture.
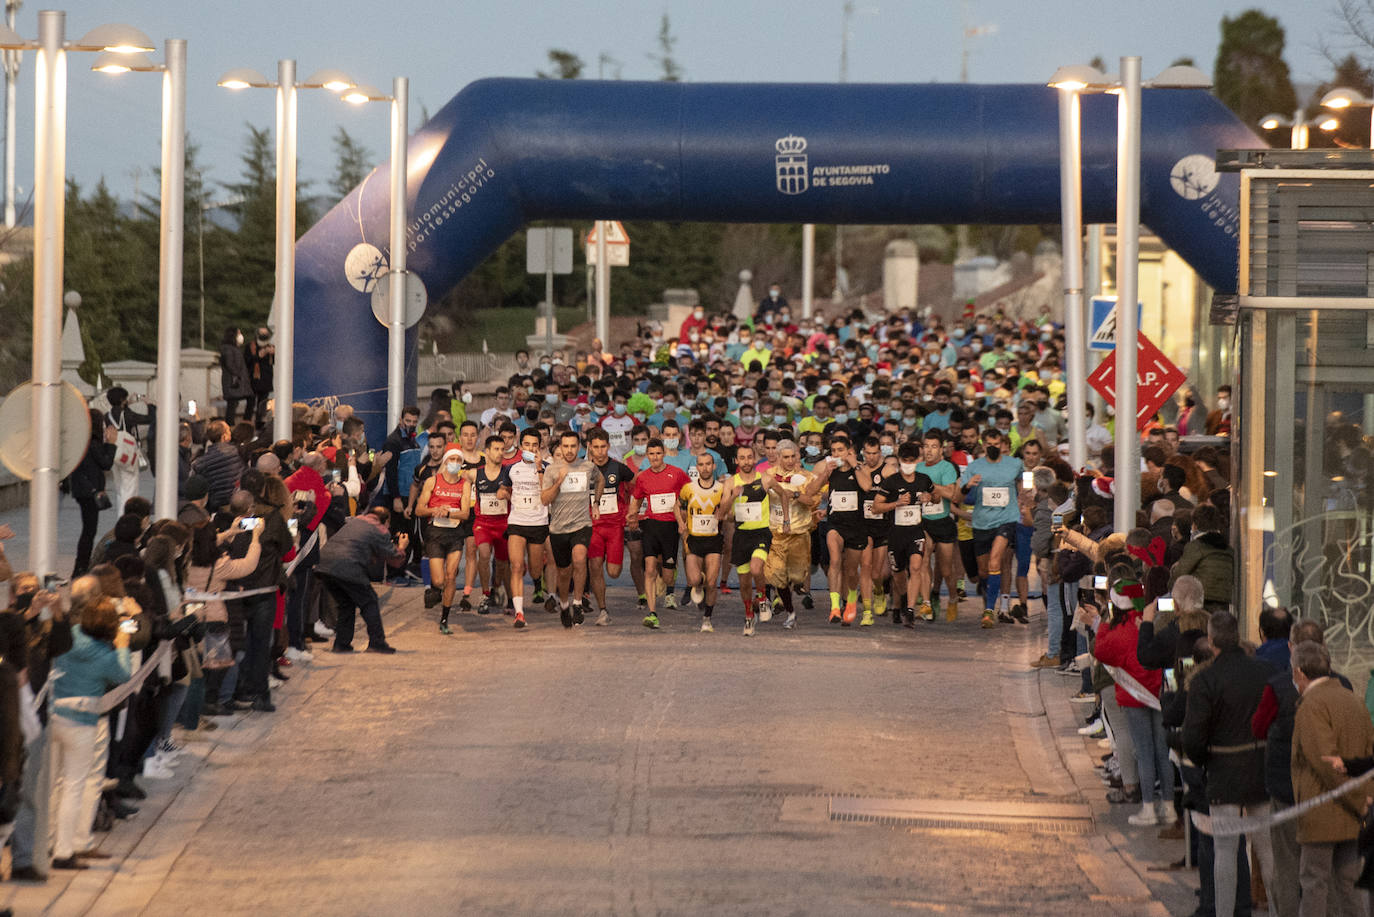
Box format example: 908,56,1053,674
71,23,155,54
92,51,160,74
1321,87,1369,110
1318,116,1341,132
300,69,356,92
1145,65,1212,89
218,68,273,90
1258,114,1286,131
342,84,388,104
1047,64,1106,92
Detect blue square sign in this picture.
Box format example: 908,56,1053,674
1089,297,1144,351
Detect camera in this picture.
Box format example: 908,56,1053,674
42,573,60,591
1093,575,1108,590
119,619,138,635
1157,596,1175,612
238,517,261,531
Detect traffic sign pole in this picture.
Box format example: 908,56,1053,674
595,220,609,347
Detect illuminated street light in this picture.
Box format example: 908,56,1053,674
1259,110,1339,150
1320,87,1374,148
92,41,185,521
341,77,411,430
219,61,356,441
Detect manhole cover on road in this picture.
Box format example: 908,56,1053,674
826,796,1095,835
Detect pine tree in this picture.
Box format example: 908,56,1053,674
330,126,373,204
1214,11,1298,131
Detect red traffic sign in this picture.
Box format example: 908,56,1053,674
1087,332,1188,432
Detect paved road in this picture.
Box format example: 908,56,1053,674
7,586,1194,916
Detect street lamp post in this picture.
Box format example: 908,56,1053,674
343,77,410,431
219,63,355,442
1113,56,1142,535
0,13,155,576
1321,88,1373,147
94,40,186,522
1260,109,1341,149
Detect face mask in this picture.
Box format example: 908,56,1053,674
976,323,988,334
612,403,627,416
540,362,551,373
632,443,647,456
544,393,558,404
903,416,917,427
817,384,831,396
864,372,876,384
741,414,755,426
834,412,849,424
770,290,779,300
900,462,920,476
804,445,820,459
828,362,840,373
881,444,895,457
985,445,1001,461
928,354,940,364
235,333,245,346
525,408,539,422
780,311,790,321
953,328,964,338
1217,398,1230,411
971,342,983,353
693,309,704,319
689,332,699,343
445,461,461,474
773,413,788,425
663,437,680,451
662,401,676,413
460,391,473,404
521,450,537,463
13,592,32,611
1040,331,1052,342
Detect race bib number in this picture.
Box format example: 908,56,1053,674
690,514,719,536
598,491,619,515
863,499,882,520
895,504,923,526
735,502,763,524
649,492,675,514
770,503,785,527
479,495,508,515
687,466,699,481
561,471,588,493
982,486,1011,508
431,516,459,529
513,492,540,511
608,430,628,447
831,491,858,513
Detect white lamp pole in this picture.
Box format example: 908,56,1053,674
94,41,186,521
2,0,19,228
801,223,815,320
28,9,64,578
221,63,355,442
595,222,609,345
1113,56,1141,534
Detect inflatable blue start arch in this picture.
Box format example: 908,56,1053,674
294,78,1261,435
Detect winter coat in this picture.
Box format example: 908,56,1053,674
1169,532,1234,607
1092,612,1161,709
190,442,245,513
219,343,251,399
1182,646,1276,805
1291,677,1374,844
67,433,115,501
51,625,132,727
315,515,405,585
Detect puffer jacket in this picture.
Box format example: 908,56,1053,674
1169,532,1234,607
190,442,245,512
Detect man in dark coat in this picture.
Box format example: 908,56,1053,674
1183,610,1278,917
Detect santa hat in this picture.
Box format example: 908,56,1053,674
1127,537,1167,568
1109,580,1146,613
1091,476,1115,500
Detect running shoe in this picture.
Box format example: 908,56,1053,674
956,579,967,600
892,606,904,626
700,618,714,633
423,587,441,609
595,609,611,626
573,602,585,626
828,609,842,625
691,585,704,606
643,612,661,629
681,588,692,607
545,594,559,615
945,601,958,623
782,612,797,629
800,591,814,610
1031,654,1061,669
458,595,472,612
842,601,857,625
664,593,678,610
560,602,574,629
874,595,887,616
902,607,916,628
478,596,493,615
929,597,940,618
439,620,452,636
980,610,996,629
637,595,648,608
532,588,549,606
719,582,732,595
919,601,934,622
1011,603,1029,624
743,615,756,637
513,611,527,629
859,609,874,627
759,603,773,623
997,611,1015,624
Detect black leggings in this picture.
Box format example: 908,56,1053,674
73,495,100,577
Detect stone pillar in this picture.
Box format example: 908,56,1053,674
882,240,919,313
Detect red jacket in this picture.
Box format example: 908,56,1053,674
1093,612,1162,709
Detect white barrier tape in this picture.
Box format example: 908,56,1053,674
47,642,175,719
1191,769,1374,837
1101,663,1162,711
183,526,322,604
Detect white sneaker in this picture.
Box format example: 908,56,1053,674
269,676,284,690
782,612,797,630
595,609,611,626
700,618,714,633
1128,804,1159,827
1077,718,1104,736
142,756,174,779
743,616,755,637
313,621,335,639
1155,800,1173,820
759,605,773,623
284,647,313,663
690,586,704,606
